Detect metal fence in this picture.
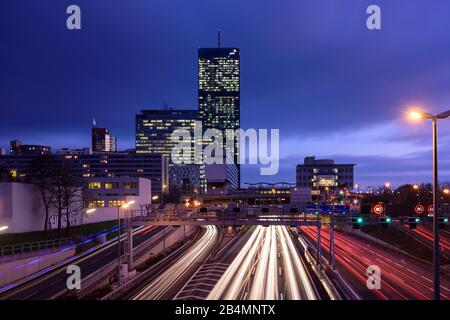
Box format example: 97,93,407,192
0,237,73,256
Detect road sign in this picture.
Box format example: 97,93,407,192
415,204,425,215
373,204,384,215
427,205,435,214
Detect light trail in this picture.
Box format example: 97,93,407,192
411,225,450,251
208,226,265,300
249,227,272,299
266,226,279,299
209,226,318,300
133,225,218,300
278,226,317,300
301,226,450,300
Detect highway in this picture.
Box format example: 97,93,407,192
410,224,450,252
133,226,219,300
0,225,163,300
208,226,318,300
301,226,450,300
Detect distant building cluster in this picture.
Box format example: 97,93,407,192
0,36,242,208
0,35,357,219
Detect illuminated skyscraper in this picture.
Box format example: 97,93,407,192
135,107,202,191
135,107,197,159
198,37,240,187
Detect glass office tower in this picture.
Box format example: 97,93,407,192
198,46,240,187
135,108,202,192
135,108,198,160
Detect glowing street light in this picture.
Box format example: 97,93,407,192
409,111,426,120
0,225,8,232
408,107,450,300
413,184,419,190
384,182,391,188
443,189,450,195
122,200,135,209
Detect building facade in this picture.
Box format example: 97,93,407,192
198,46,240,187
135,108,198,161
169,165,201,194
135,108,201,191
10,140,51,156
84,177,151,208
65,152,168,195
57,147,92,155
0,181,145,234
296,156,355,190
92,127,117,152
0,152,168,195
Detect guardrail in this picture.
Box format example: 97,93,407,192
0,238,73,257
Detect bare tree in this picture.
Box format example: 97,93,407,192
49,161,81,238
61,165,82,236
26,156,55,232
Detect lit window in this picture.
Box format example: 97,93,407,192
88,182,101,189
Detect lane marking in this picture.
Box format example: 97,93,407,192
407,268,418,275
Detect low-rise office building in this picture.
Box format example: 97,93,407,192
10,140,51,156
296,156,355,190
0,180,148,234
84,177,151,208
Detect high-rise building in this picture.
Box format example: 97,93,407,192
198,35,240,187
92,127,117,152
135,108,197,160
135,107,201,191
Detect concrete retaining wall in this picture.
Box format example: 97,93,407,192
0,247,76,288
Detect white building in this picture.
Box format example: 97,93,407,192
0,178,151,234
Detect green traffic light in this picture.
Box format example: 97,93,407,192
386,218,392,223
357,217,363,223
444,218,449,223
415,218,420,223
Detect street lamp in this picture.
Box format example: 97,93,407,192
409,108,450,300
117,200,135,286
161,184,167,211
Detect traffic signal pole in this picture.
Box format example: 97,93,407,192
329,216,335,269
316,215,322,270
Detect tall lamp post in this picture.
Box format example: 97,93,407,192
117,200,134,286
161,184,167,212
409,109,450,300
